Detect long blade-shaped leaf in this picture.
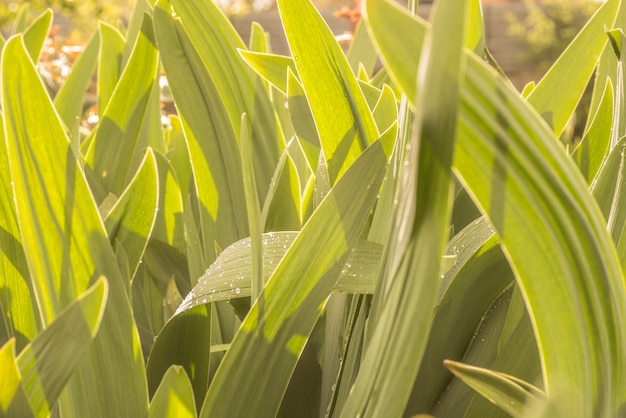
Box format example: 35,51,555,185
54,31,99,130
170,0,280,202
2,35,148,417
526,0,619,137
365,1,626,413
341,0,467,415
85,14,159,197
154,1,247,258
456,53,626,416
197,132,394,418
0,339,33,418
104,148,159,279
17,277,108,418
149,366,196,418
0,114,38,351
277,0,379,184
96,22,125,114
444,360,545,417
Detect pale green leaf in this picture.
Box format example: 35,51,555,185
239,51,296,94
54,32,99,130
178,233,382,311
149,366,196,418
240,115,263,301
17,277,108,418
0,339,33,418
346,20,377,76
464,0,485,54
526,0,619,136
104,148,159,279
96,22,126,114
456,52,626,416
154,1,247,261
406,218,514,413
22,9,51,62
147,305,211,411
2,34,148,417
197,133,394,418
444,360,545,417
0,112,38,351
341,0,468,415
86,14,159,197
170,0,281,202
571,79,613,184
277,0,379,184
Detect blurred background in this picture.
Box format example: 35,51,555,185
0,0,602,140
0,0,601,88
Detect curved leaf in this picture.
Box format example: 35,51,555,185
444,359,545,417
149,366,196,418
2,34,148,417
277,0,379,184
85,14,159,197
17,277,109,418
105,148,159,279
198,132,393,418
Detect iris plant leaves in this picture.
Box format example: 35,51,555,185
2,34,148,417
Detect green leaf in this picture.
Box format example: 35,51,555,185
363,0,427,107
367,3,626,413
240,115,263,301
0,112,38,351
249,21,269,53
2,34,148,417
456,52,626,416
197,133,394,418
346,21,378,76
341,0,468,415
571,79,613,184
22,9,51,62
147,305,210,412
11,3,30,34
277,0,379,184
287,70,321,171
0,339,33,418
149,366,197,418
406,219,514,413
54,31,100,130
464,0,485,54
104,148,159,279
526,0,620,136
170,0,281,202
372,85,398,134
96,22,126,114
86,14,159,197
17,277,109,418
444,360,545,417
239,51,296,94
178,233,382,311
154,1,247,259
433,285,541,417
150,152,186,252
592,137,626,270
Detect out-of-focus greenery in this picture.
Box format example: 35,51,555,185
507,0,598,71
0,1,131,40
508,0,600,144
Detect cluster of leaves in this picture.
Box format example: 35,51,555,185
2,0,626,417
